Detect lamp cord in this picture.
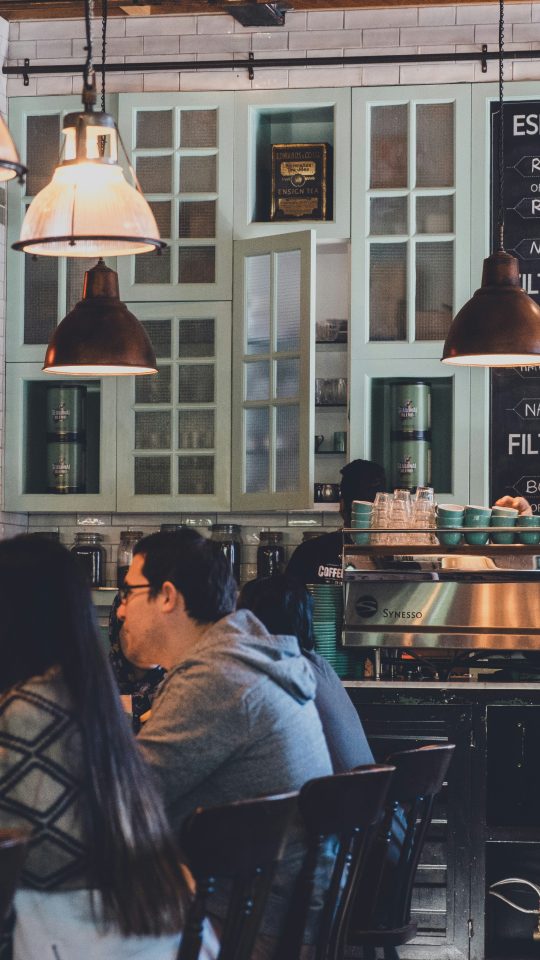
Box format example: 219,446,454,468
84,0,95,91
101,0,108,112
497,0,505,251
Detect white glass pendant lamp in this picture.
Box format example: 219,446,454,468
13,88,164,257
0,115,26,182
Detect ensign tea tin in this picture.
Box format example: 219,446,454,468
46,384,87,493
390,382,432,490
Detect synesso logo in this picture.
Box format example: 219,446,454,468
355,595,379,618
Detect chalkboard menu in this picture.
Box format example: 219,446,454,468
489,101,540,512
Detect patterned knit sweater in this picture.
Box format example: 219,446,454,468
0,669,90,891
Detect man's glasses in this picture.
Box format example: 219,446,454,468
118,583,151,603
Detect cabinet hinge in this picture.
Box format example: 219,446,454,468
468,918,474,938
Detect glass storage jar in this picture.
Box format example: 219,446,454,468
71,532,106,587
257,531,285,579
211,524,242,584
117,530,143,589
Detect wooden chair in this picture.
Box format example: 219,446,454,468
276,765,395,960
344,743,455,960
0,829,29,936
176,792,298,960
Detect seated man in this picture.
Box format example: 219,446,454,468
117,529,332,948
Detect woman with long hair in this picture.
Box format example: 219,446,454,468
0,535,216,960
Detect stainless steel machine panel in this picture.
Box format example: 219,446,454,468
343,575,540,650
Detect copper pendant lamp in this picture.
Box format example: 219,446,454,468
0,115,26,183
442,0,540,367
43,259,157,376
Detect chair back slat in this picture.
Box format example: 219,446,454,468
177,792,298,960
0,830,29,924
346,743,455,952
277,765,395,960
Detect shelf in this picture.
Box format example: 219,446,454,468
315,403,347,409
343,542,540,556
316,450,346,456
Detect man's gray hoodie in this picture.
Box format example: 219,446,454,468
138,608,332,937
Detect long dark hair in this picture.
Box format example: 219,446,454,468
0,535,184,937
237,574,315,650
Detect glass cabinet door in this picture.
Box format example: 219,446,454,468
351,86,471,359
232,230,315,510
116,302,231,511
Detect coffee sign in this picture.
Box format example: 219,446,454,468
489,102,540,513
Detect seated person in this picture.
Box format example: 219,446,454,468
237,574,374,773
0,535,218,960
109,592,166,731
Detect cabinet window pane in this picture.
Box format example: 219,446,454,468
135,411,171,450
245,407,269,493
370,105,408,189
135,365,171,404
180,155,216,193
178,318,214,358
246,361,270,401
415,241,453,340
179,200,216,239
276,358,300,399
178,247,215,284
66,258,96,312
24,254,58,345
276,250,301,352
141,320,172,359
136,110,173,149
178,455,214,495
134,455,170,494
369,243,407,341
178,364,214,403
370,196,408,236
135,155,172,194
416,103,454,188
276,405,299,492
180,110,217,148
416,196,454,234
149,201,171,238
178,411,214,449
246,254,270,355
26,114,60,196
135,248,171,284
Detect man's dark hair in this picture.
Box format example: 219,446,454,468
237,574,314,650
339,459,387,524
134,529,237,624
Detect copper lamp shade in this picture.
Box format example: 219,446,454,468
43,260,157,376
442,251,540,367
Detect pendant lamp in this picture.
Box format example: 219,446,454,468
442,0,540,367
13,0,164,258
0,115,26,183
43,259,157,376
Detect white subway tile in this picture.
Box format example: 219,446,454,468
100,72,144,93
36,76,73,97
143,71,180,92
143,35,180,55
533,3,540,20
419,7,457,26
513,58,540,79
514,21,540,40
7,41,36,59
361,63,400,85
197,14,233,36
196,52,234,62
400,25,475,44
8,22,19,41
180,69,251,91
504,3,532,21
126,16,196,37
180,34,249,54
362,28,400,48
7,76,37,96
345,8,418,29
475,24,507,44
289,29,363,50
36,39,72,58
72,36,143,57
282,11,307,32
251,69,289,89
307,11,344,31
20,19,86,40
400,61,475,84
289,64,362,88
457,4,499,23
251,32,288,52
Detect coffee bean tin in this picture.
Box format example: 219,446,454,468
47,441,86,493
391,382,431,435
46,384,86,441
391,438,431,490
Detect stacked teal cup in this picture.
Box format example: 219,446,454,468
516,514,540,544
436,504,464,547
464,505,492,545
351,500,373,545
490,505,518,544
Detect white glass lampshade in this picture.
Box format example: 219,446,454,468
0,114,26,182
14,108,164,257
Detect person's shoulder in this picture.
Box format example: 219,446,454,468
0,669,71,731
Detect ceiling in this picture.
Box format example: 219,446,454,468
0,0,522,21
